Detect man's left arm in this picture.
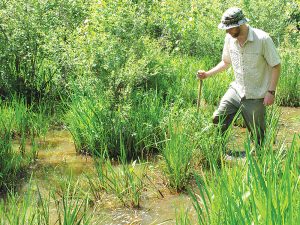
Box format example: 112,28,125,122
262,35,281,106
263,63,281,106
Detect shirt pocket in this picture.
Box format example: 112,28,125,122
244,52,263,70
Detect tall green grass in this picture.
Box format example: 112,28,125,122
93,142,147,208
161,120,194,192
66,90,167,159
184,114,300,225
0,97,49,193
277,48,300,107
0,181,93,225
54,181,93,225
159,104,231,192
0,125,20,194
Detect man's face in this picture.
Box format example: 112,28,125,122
226,27,241,38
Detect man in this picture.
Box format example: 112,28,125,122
197,7,281,154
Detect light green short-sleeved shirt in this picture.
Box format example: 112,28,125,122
222,26,281,99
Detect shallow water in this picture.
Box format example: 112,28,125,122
11,107,300,224
35,130,94,175
94,193,196,224
23,130,196,224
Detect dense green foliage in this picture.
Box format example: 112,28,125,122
0,1,299,222
1,0,298,184
0,0,298,104
0,0,92,102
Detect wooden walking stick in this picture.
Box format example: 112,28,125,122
197,79,203,113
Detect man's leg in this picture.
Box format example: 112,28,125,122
212,86,241,159
212,87,241,134
213,113,236,135
241,99,266,148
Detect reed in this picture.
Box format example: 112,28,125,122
175,207,192,225
0,181,93,225
93,141,146,208
0,97,49,192
54,181,92,225
277,49,300,107
160,114,195,192
187,135,299,224
66,90,166,159
0,189,36,225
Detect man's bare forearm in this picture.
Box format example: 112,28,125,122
206,60,231,77
268,64,281,91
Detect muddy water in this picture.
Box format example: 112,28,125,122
22,107,300,224
35,130,94,175
94,194,196,224
28,130,197,225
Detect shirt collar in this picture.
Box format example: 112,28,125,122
247,26,254,42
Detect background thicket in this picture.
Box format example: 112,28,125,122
1,0,299,104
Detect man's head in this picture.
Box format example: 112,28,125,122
218,7,249,31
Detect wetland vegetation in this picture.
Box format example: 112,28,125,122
0,0,299,224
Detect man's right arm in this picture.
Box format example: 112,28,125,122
197,60,230,79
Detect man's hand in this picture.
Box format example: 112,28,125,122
263,92,275,106
197,70,208,80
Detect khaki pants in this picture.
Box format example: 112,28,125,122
213,86,266,145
